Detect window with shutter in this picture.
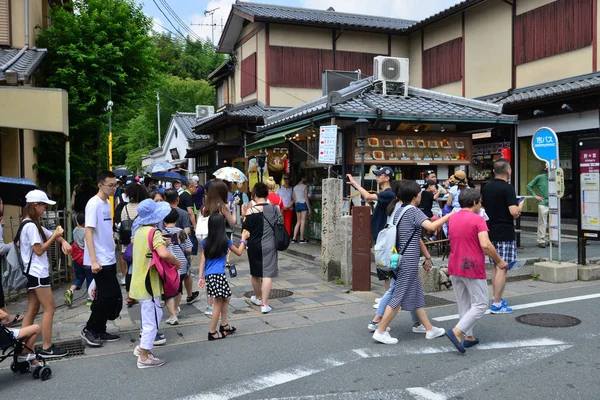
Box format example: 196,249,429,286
0,0,10,46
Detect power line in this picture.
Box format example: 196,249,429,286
151,0,212,48
159,91,195,110
157,0,202,41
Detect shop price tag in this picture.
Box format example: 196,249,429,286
318,125,337,164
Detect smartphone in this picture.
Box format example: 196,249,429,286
242,192,250,207
518,197,526,204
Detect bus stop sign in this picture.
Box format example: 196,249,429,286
532,127,559,168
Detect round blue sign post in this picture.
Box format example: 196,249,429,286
531,127,561,261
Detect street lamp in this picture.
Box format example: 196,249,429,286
256,151,267,183
355,118,369,206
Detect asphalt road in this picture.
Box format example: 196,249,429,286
3,280,600,400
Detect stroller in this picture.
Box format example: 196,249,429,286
0,325,52,381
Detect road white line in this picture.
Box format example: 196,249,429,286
406,387,446,400
432,293,600,322
352,349,370,358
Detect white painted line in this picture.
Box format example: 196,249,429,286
406,387,446,400
432,292,600,322
476,337,565,350
352,349,369,358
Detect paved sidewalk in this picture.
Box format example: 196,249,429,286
2,231,598,361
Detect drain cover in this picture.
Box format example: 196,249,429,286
516,313,581,328
424,295,455,308
244,289,293,299
36,338,85,359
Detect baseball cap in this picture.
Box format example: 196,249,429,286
373,166,394,179
454,170,467,183
192,175,200,182
25,190,56,205
423,180,437,189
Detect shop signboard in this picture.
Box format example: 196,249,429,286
580,148,600,232
531,127,558,167
318,125,337,164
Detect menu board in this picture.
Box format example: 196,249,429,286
352,134,471,164
580,149,600,231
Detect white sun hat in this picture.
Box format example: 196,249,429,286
25,190,56,205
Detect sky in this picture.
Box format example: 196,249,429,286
138,0,463,46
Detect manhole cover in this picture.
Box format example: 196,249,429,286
516,313,581,328
243,289,294,299
36,338,85,359
424,295,455,308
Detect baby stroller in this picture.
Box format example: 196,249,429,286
0,325,52,381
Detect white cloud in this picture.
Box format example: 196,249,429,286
301,0,463,22
188,0,236,46
151,17,167,34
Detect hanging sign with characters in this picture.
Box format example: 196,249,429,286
318,125,337,164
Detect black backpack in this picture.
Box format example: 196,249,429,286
261,204,290,251
118,205,135,246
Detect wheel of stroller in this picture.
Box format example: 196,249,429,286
18,361,31,374
40,366,52,381
10,361,18,372
33,366,43,379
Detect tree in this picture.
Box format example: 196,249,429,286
35,0,160,188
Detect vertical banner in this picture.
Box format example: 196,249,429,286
580,149,600,231
318,125,337,164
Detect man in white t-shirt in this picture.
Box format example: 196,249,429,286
81,171,122,347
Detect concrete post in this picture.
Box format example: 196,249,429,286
352,206,371,291
340,215,353,286
321,178,343,281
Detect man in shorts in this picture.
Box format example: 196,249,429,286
482,159,524,314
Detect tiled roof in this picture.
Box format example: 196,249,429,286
260,78,516,132
0,47,47,82
404,0,486,34
193,100,289,134
479,72,600,106
234,2,415,31
172,112,209,140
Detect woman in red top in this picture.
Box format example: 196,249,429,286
445,188,507,353
266,177,283,210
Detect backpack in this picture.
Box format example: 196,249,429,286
374,205,415,270
260,204,290,251
2,220,35,292
118,205,136,245
71,241,84,265
145,228,180,299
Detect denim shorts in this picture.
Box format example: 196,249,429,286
295,202,309,212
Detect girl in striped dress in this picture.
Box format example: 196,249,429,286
373,180,455,345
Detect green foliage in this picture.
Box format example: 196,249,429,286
35,0,160,187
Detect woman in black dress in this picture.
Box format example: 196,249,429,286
242,183,280,314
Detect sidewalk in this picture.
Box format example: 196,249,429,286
2,231,598,362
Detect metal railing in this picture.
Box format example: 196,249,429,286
1,210,70,301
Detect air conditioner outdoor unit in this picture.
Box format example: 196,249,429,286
373,56,409,96
196,105,215,119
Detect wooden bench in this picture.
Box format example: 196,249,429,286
424,239,450,260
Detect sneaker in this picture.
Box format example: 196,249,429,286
154,333,166,346
133,345,160,358
166,317,179,326
374,297,382,303
39,344,69,358
250,295,262,306
99,332,120,342
537,243,546,248
501,298,507,306
261,304,273,313
86,298,93,307
291,239,298,244
425,326,446,340
120,277,126,285
373,303,379,309
80,328,102,347
186,291,200,305
367,321,390,332
205,306,213,316
373,330,398,344
412,323,427,334
177,306,181,316
299,239,308,244
137,355,166,369
64,289,73,307
490,304,513,314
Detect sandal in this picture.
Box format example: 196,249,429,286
208,331,225,341
6,314,24,327
220,324,237,335
126,298,138,308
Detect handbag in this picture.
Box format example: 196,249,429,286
376,209,419,280
259,204,290,251
145,228,180,298
122,243,133,263
2,220,35,292
196,208,209,242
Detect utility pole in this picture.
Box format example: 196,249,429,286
204,7,219,45
156,90,161,147
106,98,114,215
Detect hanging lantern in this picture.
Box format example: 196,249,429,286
501,147,511,162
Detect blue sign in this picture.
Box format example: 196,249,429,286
532,127,559,167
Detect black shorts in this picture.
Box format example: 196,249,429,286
26,274,51,290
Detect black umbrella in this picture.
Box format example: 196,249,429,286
151,171,188,183
0,176,38,206
113,168,131,177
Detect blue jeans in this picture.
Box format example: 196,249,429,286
72,260,94,290
376,278,420,324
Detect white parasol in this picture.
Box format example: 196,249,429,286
214,167,247,183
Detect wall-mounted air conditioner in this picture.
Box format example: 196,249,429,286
196,105,215,119
373,56,409,96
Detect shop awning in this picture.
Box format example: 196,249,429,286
246,125,309,152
